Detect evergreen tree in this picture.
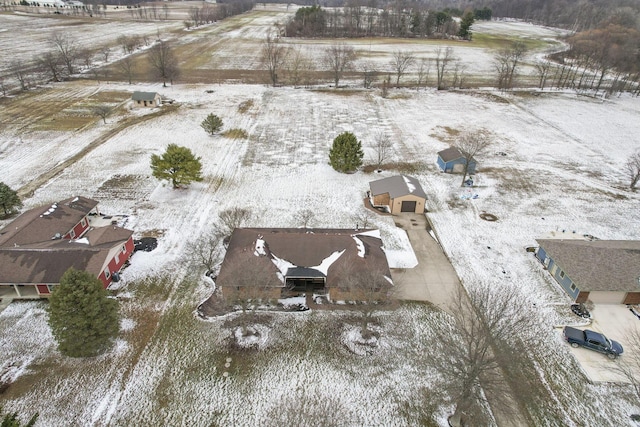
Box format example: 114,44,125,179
0,182,22,218
151,144,203,189
47,268,120,358
459,11,475,40
329,132,364,173
0,407,38,427
201,113,223,135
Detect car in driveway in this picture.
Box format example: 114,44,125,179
563,326,623,359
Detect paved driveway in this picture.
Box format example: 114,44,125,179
563,304,640,383
390,214,460,313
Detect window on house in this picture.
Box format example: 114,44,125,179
81,218,87,227
559,270,565,279
570,283,576,291
70,229,76,239
104,268,110,279
121,244,127,254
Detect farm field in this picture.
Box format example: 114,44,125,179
1,6,640,427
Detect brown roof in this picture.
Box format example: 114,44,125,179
0,197,131,286
0,196,98,247
217,228,392,289
536,239,640,292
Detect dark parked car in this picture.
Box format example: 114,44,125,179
570,303,591,319
563,326,623,359
134,237,158,252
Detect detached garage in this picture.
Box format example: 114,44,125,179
369,175,427,215
535,238,640,304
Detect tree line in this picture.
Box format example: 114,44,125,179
285,5,489,39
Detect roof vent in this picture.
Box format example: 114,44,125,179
53,233,62,239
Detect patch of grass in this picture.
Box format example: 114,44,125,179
362,162,424,174
222,128,249,139
472,33,549,51
313,88,365,96
238,99,254,113
129,274,173,301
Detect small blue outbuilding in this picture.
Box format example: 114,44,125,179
437,147,476,174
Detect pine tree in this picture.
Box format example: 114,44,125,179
151,144,203,188
201,113,223,135
458,11,475,40
0,407,38,427
329,132,364,173
0,182,22,218
47,268,120,358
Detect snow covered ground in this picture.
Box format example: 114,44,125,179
1,11,640,427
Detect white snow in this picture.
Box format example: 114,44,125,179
72,237,90,245
352,235,365,258
254,237,267,256
402,175,416,193
311,249,346,276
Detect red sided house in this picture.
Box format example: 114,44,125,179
0,196,134,299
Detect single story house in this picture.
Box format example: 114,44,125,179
535,238,640,304
131,91,161,108
369,175,427,214
437,147,476,174
0,196,134,299
216,228,392,303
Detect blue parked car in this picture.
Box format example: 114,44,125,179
563,326,623,359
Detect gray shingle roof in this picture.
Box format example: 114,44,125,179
369,175,427,199
536,239,640,292
437,147,464,162
131,91,159,101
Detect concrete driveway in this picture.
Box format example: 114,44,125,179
390,214,460,312
563,304,640,383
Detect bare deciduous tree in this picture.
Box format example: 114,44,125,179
430,285,535,427
416,58,431,90
435,47,454,90
51,32,78,75
352,209,375,229
611,326,640,399
148,39,180,87
10,61,30,91
293,208,315,228
340,267,395,338
361,61,376,89
285,46,308,88
37,51,64,82
218,207,252,236
371,132,392,168
324,43,357,88
494,41,528,91
92,105,111,124
534,60,552,90
625,150,640,189
455,130,490,186
193,230,224,275
118,55,136,84
100,46,111,62
390,49,415,87
261,31,289,87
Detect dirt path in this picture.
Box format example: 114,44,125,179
17,104,179,199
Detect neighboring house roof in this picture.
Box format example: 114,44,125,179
0,197,132,285
131,91,159,101
369,175,427,200
537,239,640,292
217,228,391,289
0,196,98,246
438,147,475,163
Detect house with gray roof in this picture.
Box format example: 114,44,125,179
536,238,640,304
368,175,427,214
0,197,134,300
437,147,476,174
131,91,161,108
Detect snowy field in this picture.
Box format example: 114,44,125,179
1,9,640,427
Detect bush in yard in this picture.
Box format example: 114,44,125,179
329,131,364,173
0,182,22,218
47,268,120,358
151,144,203,189
201,113,223,135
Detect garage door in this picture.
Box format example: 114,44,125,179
401,201,417,212
588,291,626,304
